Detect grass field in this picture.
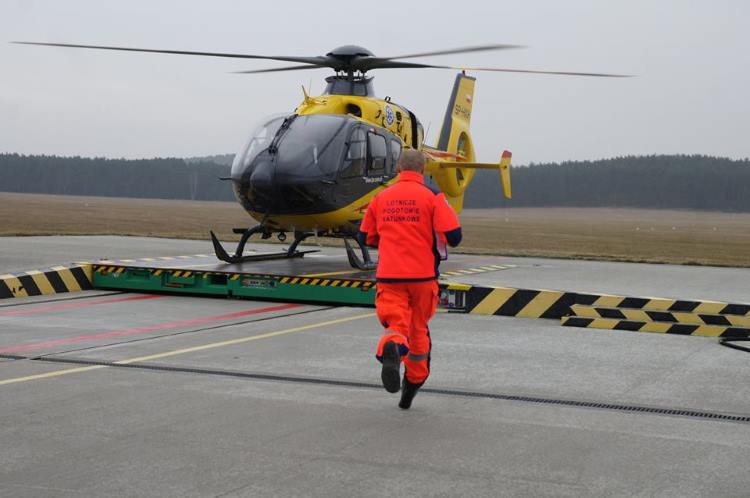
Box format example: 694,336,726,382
2,192,749,267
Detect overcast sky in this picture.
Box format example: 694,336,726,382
1,0,748,164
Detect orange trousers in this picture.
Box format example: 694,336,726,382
375,280,438,385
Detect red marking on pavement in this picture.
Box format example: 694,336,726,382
0,294,164,317
0,303,303,353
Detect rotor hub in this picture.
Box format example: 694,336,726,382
326,45,374,59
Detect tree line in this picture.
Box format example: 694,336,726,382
0,154,235,201
1,153,749,211
463,155,750,211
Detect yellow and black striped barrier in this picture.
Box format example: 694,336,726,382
462,286,587,318
0,264,93,299
459,285,750,320
579,295,750,316
570,305,750,327
562,316,750,339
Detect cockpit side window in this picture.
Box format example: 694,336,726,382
388,139,402,175
341,127,367,179
367,132,387,175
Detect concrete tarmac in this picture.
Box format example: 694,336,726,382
1,236,750,497
3,235,750,302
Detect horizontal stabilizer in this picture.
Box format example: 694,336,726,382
434,150,512,199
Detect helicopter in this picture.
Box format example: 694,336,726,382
13,41,627,269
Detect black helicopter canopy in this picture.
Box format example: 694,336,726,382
231,113,399,216
11,41,630,78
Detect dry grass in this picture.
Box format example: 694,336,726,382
460,208,750,267
2,192,749,267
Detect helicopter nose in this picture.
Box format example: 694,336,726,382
249,159,274,189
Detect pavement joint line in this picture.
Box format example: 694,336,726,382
0,293,164,317
27,305,337,360
0,303,305,354
0,291,125,309
17,355,750,425
0,312,375,386
0,354,26,361
114,311,375,364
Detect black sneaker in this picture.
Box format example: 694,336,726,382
399,378,421,410
380,341,401,393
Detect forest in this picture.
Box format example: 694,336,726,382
0,154,235,201
1,153,749,211
463,155,750,211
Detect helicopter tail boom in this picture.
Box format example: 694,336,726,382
432,150,513,200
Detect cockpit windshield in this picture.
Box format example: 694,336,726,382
231,114,287,178
274,114,351,177
232,113,355,181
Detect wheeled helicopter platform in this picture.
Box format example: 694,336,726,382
83,245,750,343
90,247,515,311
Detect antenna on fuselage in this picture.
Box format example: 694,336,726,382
423,122,432,146
301,85,312,105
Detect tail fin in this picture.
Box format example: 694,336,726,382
431,73,477,213
436,73,476,152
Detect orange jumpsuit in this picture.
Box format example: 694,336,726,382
359,170,461,385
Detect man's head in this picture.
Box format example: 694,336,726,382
397,149,425,174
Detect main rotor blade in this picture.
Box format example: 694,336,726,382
367,60,631,77
234,64,328,74
11,41,326,66
385,44,524,60
437,65,632,77
357,60,442,70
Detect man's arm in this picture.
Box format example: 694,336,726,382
357,230,379,248
433,193,462,247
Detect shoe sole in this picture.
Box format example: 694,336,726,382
399,393,415,409
381,342,401,393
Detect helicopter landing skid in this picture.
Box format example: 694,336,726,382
210,230,318,265
344,239,377,271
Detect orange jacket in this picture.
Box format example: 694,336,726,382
359,170,461,281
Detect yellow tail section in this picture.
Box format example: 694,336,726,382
436,73,475,152
430,73,477,213
499,150,512,199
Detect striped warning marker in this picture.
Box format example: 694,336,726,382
562,316,750,339
456,284,750,321
464,286,580,319
587,295,750,315
570,305,750,327
0,264,93,299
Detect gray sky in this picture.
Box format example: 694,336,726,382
1,0,748,164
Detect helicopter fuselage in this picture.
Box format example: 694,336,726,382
230,90,424,236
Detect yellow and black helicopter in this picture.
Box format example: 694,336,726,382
14,41,626,269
